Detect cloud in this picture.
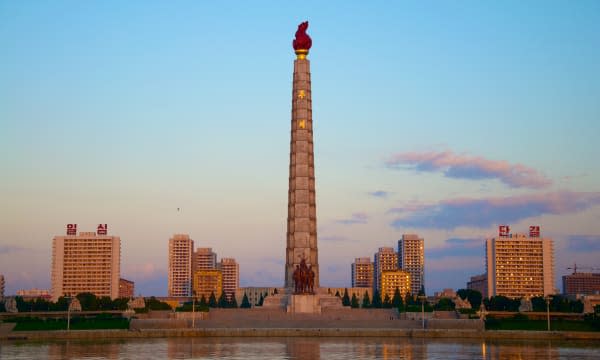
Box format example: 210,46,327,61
121,262,166,281
320,235,347,242
385,150,551,189
427,238,483,259
335,213,368,225
368,190,391,199
426,267,484,292
390,191,600,230
0,245,27,254
566,235,600,252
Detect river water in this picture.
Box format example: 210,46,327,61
1,337,598,359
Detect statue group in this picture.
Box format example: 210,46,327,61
293,258,315,294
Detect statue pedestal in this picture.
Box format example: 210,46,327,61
262,293,289,309
287,294,321,314
286,290,344,314
260,288,344,314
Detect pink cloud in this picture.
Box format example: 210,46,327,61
335,212,368,225
391,191,600,230
386,150,552,189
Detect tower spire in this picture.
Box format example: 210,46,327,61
285,22,318,289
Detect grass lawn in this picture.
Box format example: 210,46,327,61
8,316,129,331
485,318,598,332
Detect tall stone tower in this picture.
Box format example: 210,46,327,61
285,21,319,289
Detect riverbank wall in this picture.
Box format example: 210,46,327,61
2,328,600,342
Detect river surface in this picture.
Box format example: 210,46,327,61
1,337,599,359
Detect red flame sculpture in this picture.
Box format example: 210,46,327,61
293,21,312,52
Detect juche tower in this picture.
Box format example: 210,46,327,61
285,21,319,289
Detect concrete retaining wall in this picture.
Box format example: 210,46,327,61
3,328,600,341
428,319,484,330
207,308,399,321
130,319,188,330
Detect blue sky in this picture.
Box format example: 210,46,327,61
1,1,599,296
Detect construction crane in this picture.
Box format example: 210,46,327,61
566,263,600,274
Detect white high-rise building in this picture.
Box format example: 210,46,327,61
51,226,120,301
486,233,555,298
168,234,194,297
398,234,425,295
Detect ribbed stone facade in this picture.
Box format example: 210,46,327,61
285,56,319,289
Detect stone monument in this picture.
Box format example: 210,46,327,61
262,22,342,313
285,21,319,289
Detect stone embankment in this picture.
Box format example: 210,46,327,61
2,328,600,342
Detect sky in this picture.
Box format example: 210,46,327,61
1,1,599,296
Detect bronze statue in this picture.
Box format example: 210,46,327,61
292,258,314,294
307,265,315,293
293,265,301,293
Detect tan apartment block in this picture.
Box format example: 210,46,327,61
398,234,424,295
168,234,194,297
486,234,555,298
51,230,120,301
351,257,373,288
193,270,222,300
467,273,488,298
119,278,134,298
193,247,217,272
218,258,239,301
380,270,411,302
374,247,398,292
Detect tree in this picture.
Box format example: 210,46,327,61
199,295,207,307
362,291,371,308
350,294,359,308
51,296,69,311
208,292,218,308
392,288,403,309
405,293,417,306
435,298,456,311
372,290,382,308
112,297,129,311
342,288,351,307
15,296,31,312
76,292,98,311
32,298,50,312
484,296,519,312
229,294,238,308
218,291,228,308
531,296,546,312
257,294,264,306
383,293,392,308
97,296,113,310
240,293,251,308
146,297,172,310
273,288,278,295
456,289,483,310
570,299,584,313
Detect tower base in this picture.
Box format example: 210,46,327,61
261,288,343,314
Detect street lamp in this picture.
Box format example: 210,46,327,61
65,296,72,332
418,295,427,330
192,293,196,329
545,295,553,331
